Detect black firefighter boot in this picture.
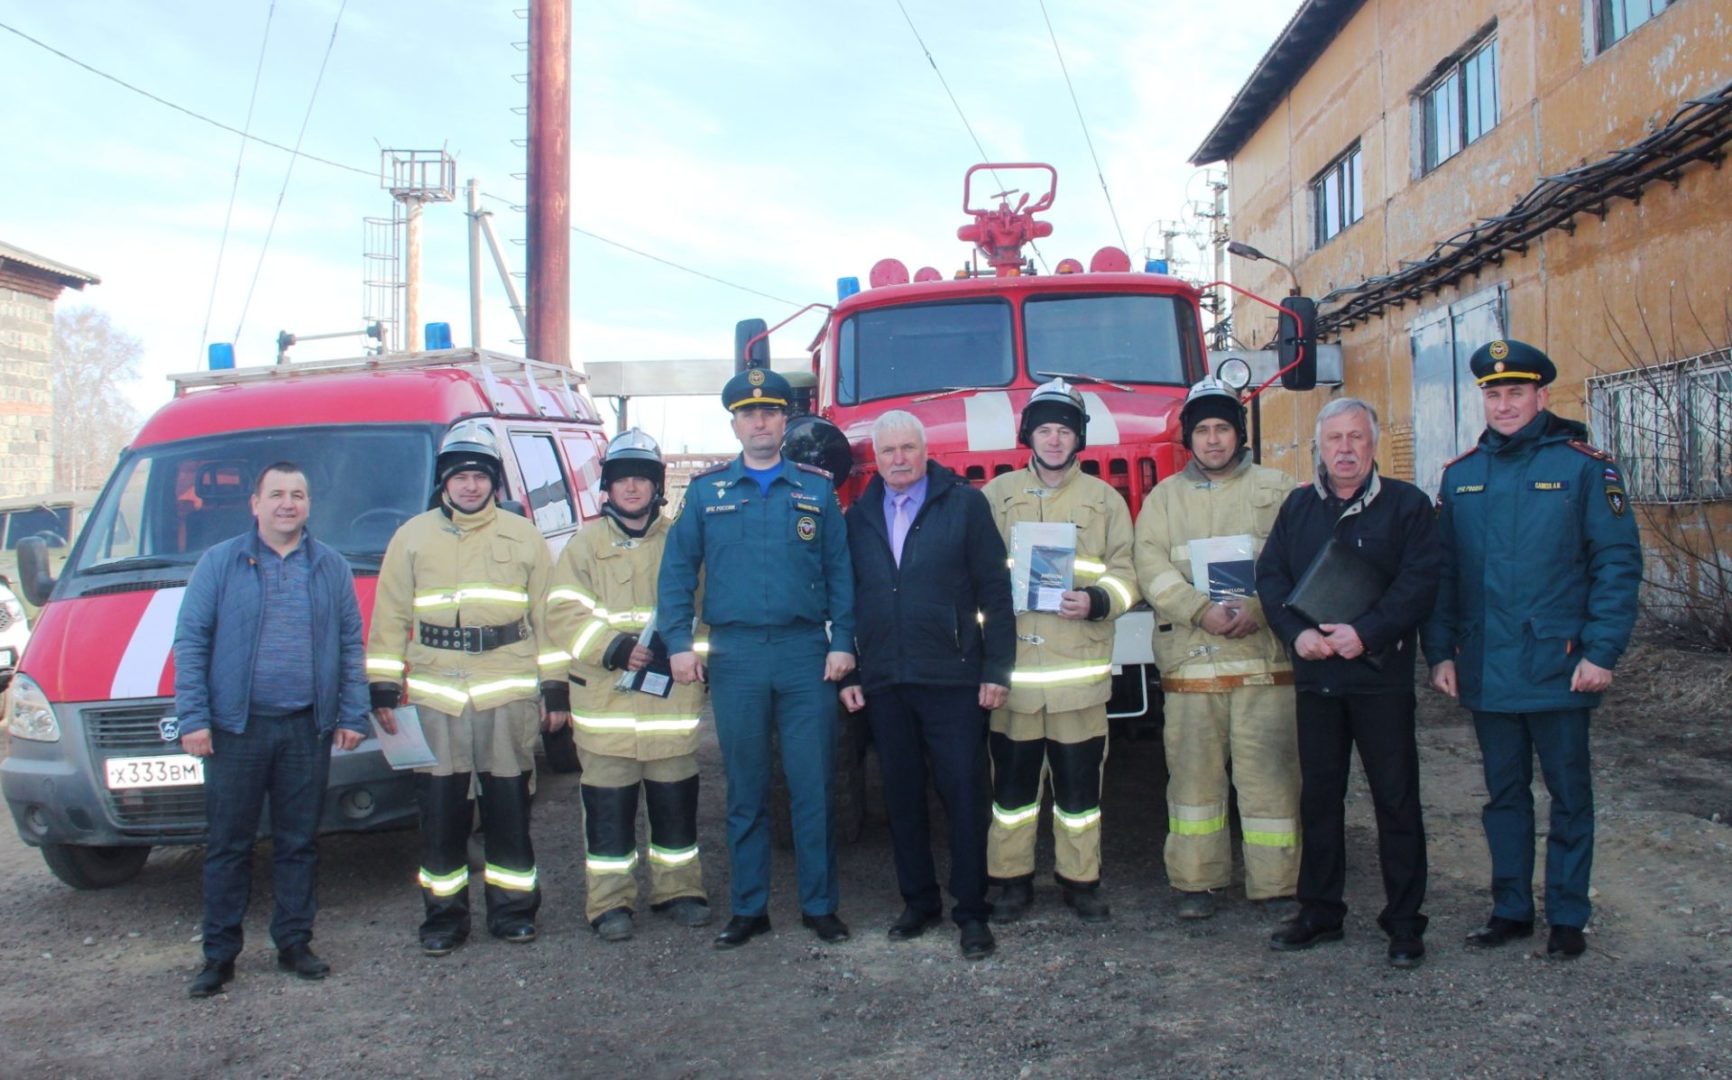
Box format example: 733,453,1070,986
583,780,642,940
1059,875,1112,924
644,774,711,928
416,772,475,956
990,875,1036,924
478,772,542,942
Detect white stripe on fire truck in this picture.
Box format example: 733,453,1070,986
963,391,1017,452
112,587,186,699
1079,392,1120,447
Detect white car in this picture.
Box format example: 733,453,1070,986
0,581,27,688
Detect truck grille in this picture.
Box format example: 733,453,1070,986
82,704,207,832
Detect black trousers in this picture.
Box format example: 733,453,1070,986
1295,690,1428,938
864,683,991,925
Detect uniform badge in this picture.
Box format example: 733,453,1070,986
1606,486,1627,517
1488,340,1509,361
796,515,817,541
1531,480,1566,491
158,717,180,742
747,369,766,387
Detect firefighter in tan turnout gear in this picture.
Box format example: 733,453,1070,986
1133,379,1299,920
982,379,1139,923
546,429,711,942
368,420,569,956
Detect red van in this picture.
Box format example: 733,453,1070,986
1,349,609,888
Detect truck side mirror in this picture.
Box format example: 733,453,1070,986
1278,297,1318,392
734,318,770,373
16,537,56,608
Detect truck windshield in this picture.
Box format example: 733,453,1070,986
837,299,1013,404
69,425,437,579
1023,294,1197,386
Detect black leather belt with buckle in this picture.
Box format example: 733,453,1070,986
418,619,529,653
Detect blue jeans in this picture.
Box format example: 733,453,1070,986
1473,708,1594,928
201,709,332,962
706,626,838,917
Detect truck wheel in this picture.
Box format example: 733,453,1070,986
541,725,581,774
40,844,151,889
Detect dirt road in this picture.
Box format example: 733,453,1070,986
0,650,1727,1078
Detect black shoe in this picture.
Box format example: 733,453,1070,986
1062,884,1112,924
420,932,466,957
1176,890,1219,920
1547,925,1586,959
714,914,772,950
494,922,537,944
653,897,714,928
1388,937,1426,969
989,878,1034,924
1269,919,1345,952
959,920,996,961
593,909,634,942
801,912,851,943
275,943,330,980
887,906,943,941
1465,916,1535,948
188,959,234,998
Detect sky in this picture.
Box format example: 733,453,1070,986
1,0,1300,454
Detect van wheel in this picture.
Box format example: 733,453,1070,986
40,844,151,889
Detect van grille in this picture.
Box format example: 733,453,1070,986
82,704,207,833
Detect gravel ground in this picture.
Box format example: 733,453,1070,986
0,649,1727,1078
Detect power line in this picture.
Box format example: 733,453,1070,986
479,192,800,307
1039,0,1129,256
199,1,277,361
234,0,349,341
892,1,1047,273
0,18,373,177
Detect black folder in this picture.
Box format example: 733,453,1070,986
1285,537,1392,627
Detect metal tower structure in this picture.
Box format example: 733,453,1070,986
363,149,456,352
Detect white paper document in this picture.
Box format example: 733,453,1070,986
370,706,439,770
1010,521,1078,615
1187,534,1257,602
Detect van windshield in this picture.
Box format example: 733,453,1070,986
69,425,438,580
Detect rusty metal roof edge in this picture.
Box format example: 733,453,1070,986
0,240,100,287
1188,0,1367,166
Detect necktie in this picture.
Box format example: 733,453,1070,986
891,494,912,565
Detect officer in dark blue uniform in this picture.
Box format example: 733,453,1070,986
1422,339,1642,960
658,366,857,949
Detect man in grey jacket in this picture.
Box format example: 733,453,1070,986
173,462,370,998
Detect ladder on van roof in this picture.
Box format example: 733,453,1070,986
168,348,594,420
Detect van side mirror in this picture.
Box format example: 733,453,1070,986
17,537,57,608
1277,297,1318,392
734,318,770,373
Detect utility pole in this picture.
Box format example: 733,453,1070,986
467,179,484,348
527,0,571,368
1200,175,1230,350
378,149,455,352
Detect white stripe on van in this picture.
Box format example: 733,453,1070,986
112,587,186,699
963,391,1017,451
1080,392,1120,446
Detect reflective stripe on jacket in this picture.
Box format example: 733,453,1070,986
982,462,1139,714
367,502,559,717
1133,456,1292,683
546,513,705,760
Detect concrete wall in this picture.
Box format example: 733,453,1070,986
0,281,56,498
1225,0,1731,488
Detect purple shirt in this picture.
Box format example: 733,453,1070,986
882,474,928,564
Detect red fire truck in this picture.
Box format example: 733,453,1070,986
746,163,1315,733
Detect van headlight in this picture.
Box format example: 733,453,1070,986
4,674,59,742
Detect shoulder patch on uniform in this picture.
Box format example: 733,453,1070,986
1567,438,1615,462
1441,446,1480,471
793,461,834,481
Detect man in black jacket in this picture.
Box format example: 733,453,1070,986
1254,398,1442,969
841,411,1015,960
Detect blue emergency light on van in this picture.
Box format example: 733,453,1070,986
1145,259,1169,274
837,276,861,301
425,322,453,350
208,343,236,370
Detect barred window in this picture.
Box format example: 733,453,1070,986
1588,350,1732,502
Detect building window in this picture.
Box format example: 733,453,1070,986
1594,0,1675,53
1588,350,1732,502
1421,36,1499,173
1311,144,1363,249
